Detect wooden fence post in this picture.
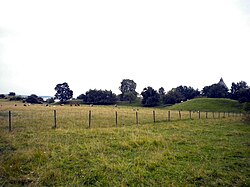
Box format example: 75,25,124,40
189,111,192,119
218,112,220,118
168,111,170,122
136,111,139,125
53,110,57,128
198,111,201,119
213,112,215,118
206,112,208,119
9,111,12,132
179,111,181,120
153,111,156,123
88,110,91,128
115,111,118,127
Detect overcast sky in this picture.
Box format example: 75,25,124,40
0,0,250,97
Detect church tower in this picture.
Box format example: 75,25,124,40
218,77,228,89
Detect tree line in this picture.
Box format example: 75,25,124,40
2,78,250,107
53,78,250,106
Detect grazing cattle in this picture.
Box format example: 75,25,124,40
24,104,27,106
60,104,64,106
90,104,93,107
14,104,17,106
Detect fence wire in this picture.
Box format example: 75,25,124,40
0,108,243,132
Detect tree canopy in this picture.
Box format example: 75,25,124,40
83,89,117,105
119,79,137,103
26,94,44,104
202,84,228,98
141,87,160,107
230,81,250,102
54,82,73,103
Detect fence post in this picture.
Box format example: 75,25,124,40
206,112,208,119
218,112,220,118
168,111,170,122
213,112,215,118
88,110,91,128
8,111,12,132
136,111,139,125
115,111,118,127
153,111,156,123
53,110,57,128
189,111,192,119
198,111,201,119
179,111,181,120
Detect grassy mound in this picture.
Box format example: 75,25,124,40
168,98,243,112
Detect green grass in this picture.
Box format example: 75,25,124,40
168,98,243,112
0,101,249,186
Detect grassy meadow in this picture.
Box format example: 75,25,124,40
168,98,243,112
0,100,249,186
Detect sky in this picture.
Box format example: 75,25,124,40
0,0,250,97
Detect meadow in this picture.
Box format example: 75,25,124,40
0,100,249,186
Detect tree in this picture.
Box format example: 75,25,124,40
46,97,55,104
141,87,160,107
119,79,138,103
84,89,117,105
175,86,200,101
8,92,16,96
26,94,44,104
164,89,184,104
54,82,73,103
202,84,228,98
163,86,200,105
77,94,86,100
158,87,165,104
230,81,249,102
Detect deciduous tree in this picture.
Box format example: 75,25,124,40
54,82,73,103
119,79,137,103
141,87,160,107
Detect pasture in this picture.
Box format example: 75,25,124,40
0,100,249,186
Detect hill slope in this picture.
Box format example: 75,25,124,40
168,98,242,112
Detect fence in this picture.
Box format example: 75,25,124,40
0,108,243,132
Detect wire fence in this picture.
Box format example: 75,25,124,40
0,107,243,132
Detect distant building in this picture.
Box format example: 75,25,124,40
218,77,228,90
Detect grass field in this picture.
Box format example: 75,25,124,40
168,98,243,112
0,100,249,186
